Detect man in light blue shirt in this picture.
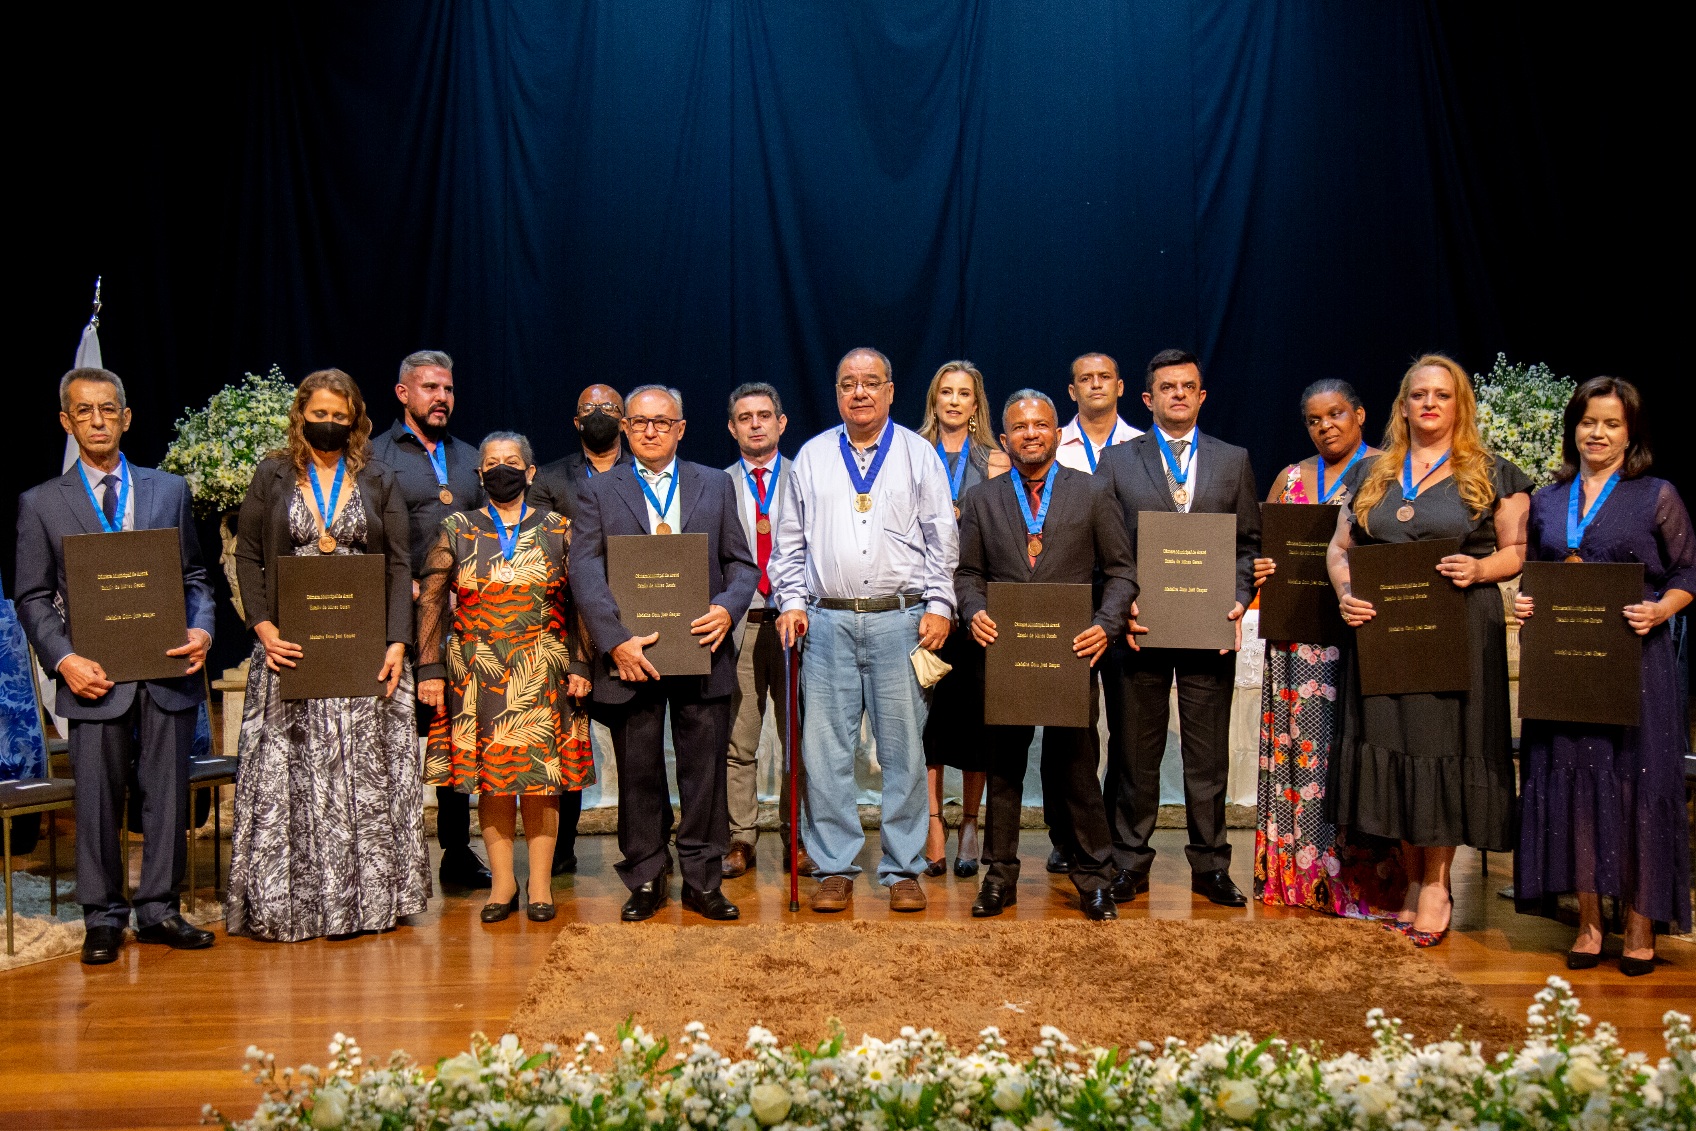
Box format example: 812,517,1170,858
771,347,958,913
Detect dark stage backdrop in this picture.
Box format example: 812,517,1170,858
12,3,1688,649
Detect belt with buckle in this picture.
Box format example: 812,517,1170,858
809,592,926,613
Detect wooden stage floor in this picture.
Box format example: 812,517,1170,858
2,828,1690,1130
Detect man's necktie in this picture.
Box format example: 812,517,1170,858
100,474,120,528
1026,477,1044,568
752,467,772,596
1165,439,1190,507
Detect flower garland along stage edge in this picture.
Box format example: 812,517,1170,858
1472,353,1576,488
208,980,1692,1130
160,365,296,518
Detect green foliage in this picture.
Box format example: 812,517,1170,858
1473,353,1576,487
159,366,295,517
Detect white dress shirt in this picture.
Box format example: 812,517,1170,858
78,458,135,530
1154,425,1198,513
769,421,958,617
635,458,682,533
729,451,782,610
1055,414,1141,474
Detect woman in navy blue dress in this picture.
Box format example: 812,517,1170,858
1513,377,1694,975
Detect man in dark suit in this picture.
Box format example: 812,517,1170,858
954,390,1136,920
568,384,759,921
368,348,491,891
528,383,633,521
14,367,218,963
1096,349,1259,907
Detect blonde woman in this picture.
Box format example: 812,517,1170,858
917,361,1009,875
1325,354,1531,947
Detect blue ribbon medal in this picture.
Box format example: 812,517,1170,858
309,458,347,553
74,454,130,534
1564,470,1619,562
1396,449,1449,522
1082,420,1120,473
741,454,780,534
839,418,895,514
638,467,680,534
1014,462,1058,559
488,499,528,582
1315,444,1368,504
1154,428,1192,505
936,441,968,517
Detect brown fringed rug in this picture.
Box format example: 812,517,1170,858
511,919,1519,1055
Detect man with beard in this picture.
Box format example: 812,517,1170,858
371,349,490,890
953,390,1134,920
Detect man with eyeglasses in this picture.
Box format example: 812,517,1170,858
770,348,958,914
528,382,633,875
569,385,759,922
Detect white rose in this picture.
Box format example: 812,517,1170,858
749,1083,793,1125
437,1052,484,1091
990,1076,1027,1112
309,1087,348,1129
1215,1079,1259,1122
727,1114,760,1131
537,1105,573,1131
1564,1055,1608,1095
1351,1081,1394,1117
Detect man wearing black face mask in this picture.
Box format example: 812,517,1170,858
528,384,631,520
370,349,491,890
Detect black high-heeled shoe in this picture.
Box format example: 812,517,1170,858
1565,949,1601,970
924,812,947,877
953,813,980,877
526,901,557,922
1619,954,1656,977
480,892,521,923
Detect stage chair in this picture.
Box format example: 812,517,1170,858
184,752,238,915
1,778,75,956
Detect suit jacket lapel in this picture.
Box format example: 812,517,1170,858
999,474,1038,576
129,466,154,529
614,466,652,529
59,468,104,535
1139,437,1176,511
1190,433,1217,509
677,463,705,532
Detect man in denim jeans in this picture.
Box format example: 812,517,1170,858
770,348,958,913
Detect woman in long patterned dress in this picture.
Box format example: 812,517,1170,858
916,361,1010,876
1251,380,1405,917
417,432,593,924
228,369,429,942
1328,354,1532,947
1513,378,1693,974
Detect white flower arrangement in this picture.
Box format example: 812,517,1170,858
160,365,296,517
206,979,1693,1131
1473,353,1575,487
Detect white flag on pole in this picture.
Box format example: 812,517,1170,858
62,281,104,472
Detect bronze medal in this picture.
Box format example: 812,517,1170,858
1396,504,1415,523
755,516,771,535
317,532,338,554
1171,486,1188,506
854,493,873,513
1027,534,1043,558
494,559,515,584
655,521,673,535
438,487,453,505
1564,552,1583,563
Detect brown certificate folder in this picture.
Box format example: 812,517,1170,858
982,582,1093,728
1347,538,1469,696
606,533,712,677
277,554,388,701
1258,503,1346,644
63,529,191,684
1517,560,1643,727
1135,511,1237,650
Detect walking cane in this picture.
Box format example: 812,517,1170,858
786,641,802,913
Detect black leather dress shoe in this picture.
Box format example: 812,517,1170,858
1045,847,1072,874
1191,868,1248,907
480,893,521,923
441,851,494,890
682,884,740,920
1080,889,1118,921
526,902,557,922
621,879,668,922
971,880,1016,917
81,925,124,965
136,915,214,949
1109,868,1149,903
551,853,578,877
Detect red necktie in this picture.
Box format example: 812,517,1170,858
1026,478,1043,568
753,467,772,596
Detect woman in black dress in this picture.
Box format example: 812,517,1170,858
917,360,1009,876
1512,378,1693,974
1326,354,1531,947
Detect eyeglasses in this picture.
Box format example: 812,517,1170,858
626,416,680,434
837,378,888,395
68,404,122,422
578,402,622,418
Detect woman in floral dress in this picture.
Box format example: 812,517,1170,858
1252,379,1405,917
417,432,593,924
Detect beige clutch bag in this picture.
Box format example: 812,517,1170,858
910,645,953,689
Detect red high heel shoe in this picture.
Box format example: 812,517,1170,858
1407,894,1453,948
